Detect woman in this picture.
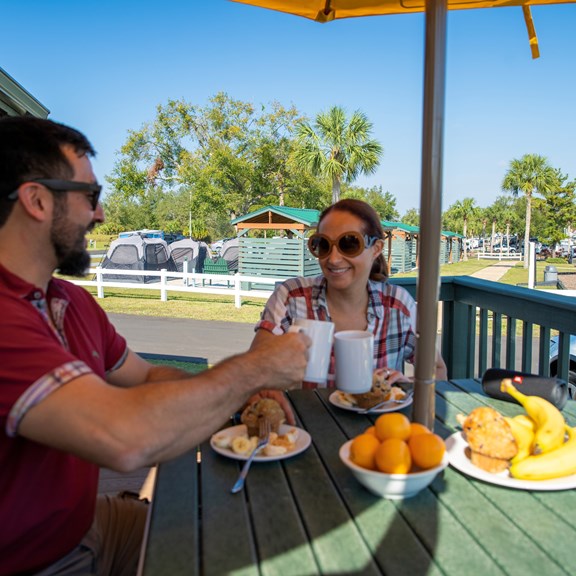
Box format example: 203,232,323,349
249,199,446,417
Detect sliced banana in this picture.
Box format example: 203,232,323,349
337,391,357,407
263,444,288,456
231,436,253,455
283,428,299,444
268,432,279,444
389,387,406,401
212,432,232,449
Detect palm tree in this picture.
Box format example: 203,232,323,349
450,198,477,261
502,154,556,268
294,106,383,204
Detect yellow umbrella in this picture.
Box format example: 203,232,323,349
230,0,553,57
229,0,567,427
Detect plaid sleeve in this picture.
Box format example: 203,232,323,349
255,277,320,335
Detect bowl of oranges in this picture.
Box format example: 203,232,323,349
339,413,448,499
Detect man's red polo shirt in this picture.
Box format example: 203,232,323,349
0,264,127,574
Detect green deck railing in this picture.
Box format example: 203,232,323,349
390,276,575,384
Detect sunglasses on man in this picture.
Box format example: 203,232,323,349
8,179,102,211
307,231,379,259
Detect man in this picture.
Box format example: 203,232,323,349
0,117,310,575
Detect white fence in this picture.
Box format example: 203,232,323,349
71,265,281,308
476,250,523,261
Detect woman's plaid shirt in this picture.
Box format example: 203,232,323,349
255,275,417,388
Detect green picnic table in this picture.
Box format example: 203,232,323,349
139,381,576,575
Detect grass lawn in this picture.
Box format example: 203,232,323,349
395,258,497,278
499,260,574,287
82,286,266,324
77,259,496,324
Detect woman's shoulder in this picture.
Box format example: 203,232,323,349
369,279,416,312
370,278,413,297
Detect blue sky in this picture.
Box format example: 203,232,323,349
2,0,575,215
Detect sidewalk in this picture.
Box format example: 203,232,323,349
469,260,518,282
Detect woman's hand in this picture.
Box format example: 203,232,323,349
375,367,412,387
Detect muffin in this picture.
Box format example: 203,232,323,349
460,407,518,473
240,399,286,436
350,368,394,409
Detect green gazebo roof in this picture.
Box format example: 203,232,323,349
231,205,320,228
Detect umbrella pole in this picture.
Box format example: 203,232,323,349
413,0,448,428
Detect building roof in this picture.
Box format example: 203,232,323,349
231,205,320,229
0,67,49,118
231,206,461,237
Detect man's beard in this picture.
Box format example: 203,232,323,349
51,198,92,277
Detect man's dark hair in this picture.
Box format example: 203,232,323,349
0,116,96,225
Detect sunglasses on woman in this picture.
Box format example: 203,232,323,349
307,231,379,259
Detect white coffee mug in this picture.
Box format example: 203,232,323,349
334,330,374,393
288,318,335,385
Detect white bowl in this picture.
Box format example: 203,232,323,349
339,439,449,500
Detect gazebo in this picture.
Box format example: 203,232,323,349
230,205,322,281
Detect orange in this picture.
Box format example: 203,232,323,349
408,433,446,470
409,422,432,438
375,438,412,474
364,425,377,437
350,433,381,470
374,413,411,442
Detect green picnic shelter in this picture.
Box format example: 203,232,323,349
231,205,463,280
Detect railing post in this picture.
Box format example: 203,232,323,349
160,269,167,302
442,299,474,379
234,275,241,308
96,267,104,298
183,259,189,287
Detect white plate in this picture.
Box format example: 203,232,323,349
328,390,413,414
210,424,311,462
446,432,576,491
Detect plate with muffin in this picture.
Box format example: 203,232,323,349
446,407,576,491
211,398,311,462
328,369,413,413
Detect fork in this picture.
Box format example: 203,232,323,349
231,417,271,494
358,390,414,414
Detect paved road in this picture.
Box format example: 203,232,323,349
108,314,255,365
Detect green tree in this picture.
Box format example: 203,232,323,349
340,184,399,221
443,198,478,260
502,154,557,267
540,170,576,248
402,208,420,227
105,94,322,237
294,106,383,204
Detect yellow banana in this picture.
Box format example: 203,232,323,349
510,426,576,481
504,416,534,464
231,436,253,455
500,379,565,454
512,414,536,432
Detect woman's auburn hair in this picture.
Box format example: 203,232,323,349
317,199,388,281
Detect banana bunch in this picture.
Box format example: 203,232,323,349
510,426,576,481
500,378,576,480
500,379,565,454
503,415,534,465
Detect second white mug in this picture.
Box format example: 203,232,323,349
334,330,374,393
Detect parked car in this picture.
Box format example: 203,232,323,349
549,334,576,398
